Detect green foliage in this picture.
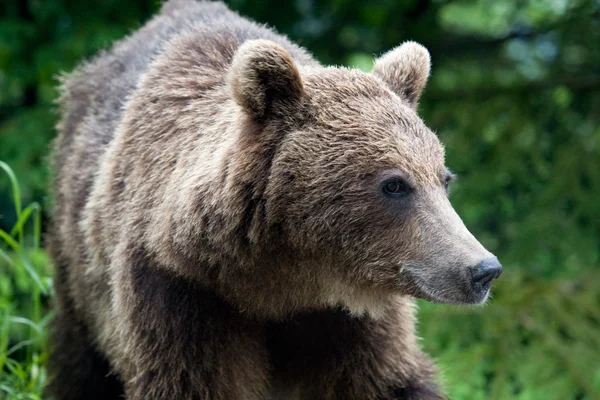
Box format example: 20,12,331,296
0,0,598,398
420,271,600,399
0,162,53,399
0,0,158,226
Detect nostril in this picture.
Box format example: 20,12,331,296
471,258,503,287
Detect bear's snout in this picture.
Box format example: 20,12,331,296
470,258,503,295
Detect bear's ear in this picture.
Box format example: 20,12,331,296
372,41,431,109
228,39,304,121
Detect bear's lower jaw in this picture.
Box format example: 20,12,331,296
423,286,492,305
400,270,494,306
463,286,492,305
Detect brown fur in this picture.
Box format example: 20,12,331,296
373,42,431,108
47,1,500,399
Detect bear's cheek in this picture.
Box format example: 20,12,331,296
340,212,420,282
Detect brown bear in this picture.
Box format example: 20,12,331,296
47,0,502,399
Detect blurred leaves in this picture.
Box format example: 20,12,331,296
420,268,600,399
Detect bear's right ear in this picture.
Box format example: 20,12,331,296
228,40,304,121
372,42,431,109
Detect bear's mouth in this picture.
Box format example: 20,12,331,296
400,268,494,305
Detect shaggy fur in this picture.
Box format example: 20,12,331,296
47,1,500,399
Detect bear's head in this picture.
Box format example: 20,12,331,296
227,40,502,317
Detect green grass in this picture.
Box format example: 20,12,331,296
0,161,53,400
0,161,599,399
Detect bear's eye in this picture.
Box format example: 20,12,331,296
444,177,451,190
382,178,411,198
443,171,456,192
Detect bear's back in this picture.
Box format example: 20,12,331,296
50,0,316,269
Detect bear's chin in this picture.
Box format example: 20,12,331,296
401,273,493,306
417,285,492,306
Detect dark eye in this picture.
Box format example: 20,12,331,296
444,177,451,190
443,171,456,192
382,178,410,198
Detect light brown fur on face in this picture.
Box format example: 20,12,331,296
47,1,500,399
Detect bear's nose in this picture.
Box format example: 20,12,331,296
470,258,503,289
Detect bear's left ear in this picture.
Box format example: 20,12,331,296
228,39,304,121
372,41,431,109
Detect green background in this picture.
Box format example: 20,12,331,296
1,0,599,398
